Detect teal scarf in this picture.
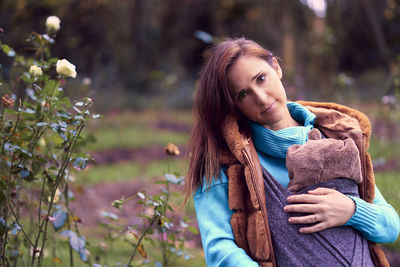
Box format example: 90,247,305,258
249,102,316,158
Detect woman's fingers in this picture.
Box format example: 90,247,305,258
299,222,329,234
307,187,336,195
284,187,356,233
288,214,322,224
284,203,321,213
286,193,321,204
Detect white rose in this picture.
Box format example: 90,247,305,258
46,16,61,32
29,65,43,78
56,59,77,78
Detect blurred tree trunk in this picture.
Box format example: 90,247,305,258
281,1,295,82
359,0,390,65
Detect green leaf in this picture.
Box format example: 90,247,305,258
36,122,47,127
57,109,72,119
32,160,41,176
48,58,58,64
72,157,89,170
33,83,42,91
43,79,58,95
4,109,17,115
2,44,16,57
18,107,36,114
187,226,199,235
62,97,71,108
21,72,34,83
17,148,32,159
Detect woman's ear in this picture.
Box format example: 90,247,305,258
272,57,282,79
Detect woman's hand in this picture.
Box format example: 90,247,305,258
283,187,356,233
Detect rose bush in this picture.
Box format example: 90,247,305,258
0,16,95,266
0,16,198,267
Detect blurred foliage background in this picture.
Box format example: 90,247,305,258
1,0,400,111
1,0,400,265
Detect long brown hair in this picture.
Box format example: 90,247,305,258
185,38,276,198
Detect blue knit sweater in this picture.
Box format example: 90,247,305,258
194,102,400,267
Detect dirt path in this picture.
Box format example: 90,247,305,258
69,179,202,246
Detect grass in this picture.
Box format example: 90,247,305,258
83,126,188,152
34,237,205,267
93,110,193,128
368,135,400,161
375,171,400,251
83,110,191,152
76,158,187,185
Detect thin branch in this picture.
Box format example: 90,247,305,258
0,187,35,248
127,215,160,266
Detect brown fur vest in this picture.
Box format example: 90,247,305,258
221,101,389,267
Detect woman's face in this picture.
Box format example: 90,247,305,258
227,55,293,131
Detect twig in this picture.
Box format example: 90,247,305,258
127,215,159,266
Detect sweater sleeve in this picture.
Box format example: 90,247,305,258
344,185,400,243
193,169,258,267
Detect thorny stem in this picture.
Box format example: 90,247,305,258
0,153,15,267
28,183,35,266
64,184,74,267
0,187,35,248
1,206,8,267
12,160,24,267
127,215,160,267
30,219,46,267
36,121,85,267
7,112,46,266
37,178,46,232
0,111,6,144
0,153,35,249
160,228,167,267
0,110,5,262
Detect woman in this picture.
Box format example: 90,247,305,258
185,38,400,266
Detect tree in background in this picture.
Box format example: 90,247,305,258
0,0,399,110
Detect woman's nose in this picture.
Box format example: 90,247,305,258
253,87,268,105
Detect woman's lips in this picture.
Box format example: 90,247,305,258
261,101,275,114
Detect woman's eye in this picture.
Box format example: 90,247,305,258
257,74,265,83
238,91,248,100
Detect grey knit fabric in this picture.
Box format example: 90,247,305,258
262,167,374,266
